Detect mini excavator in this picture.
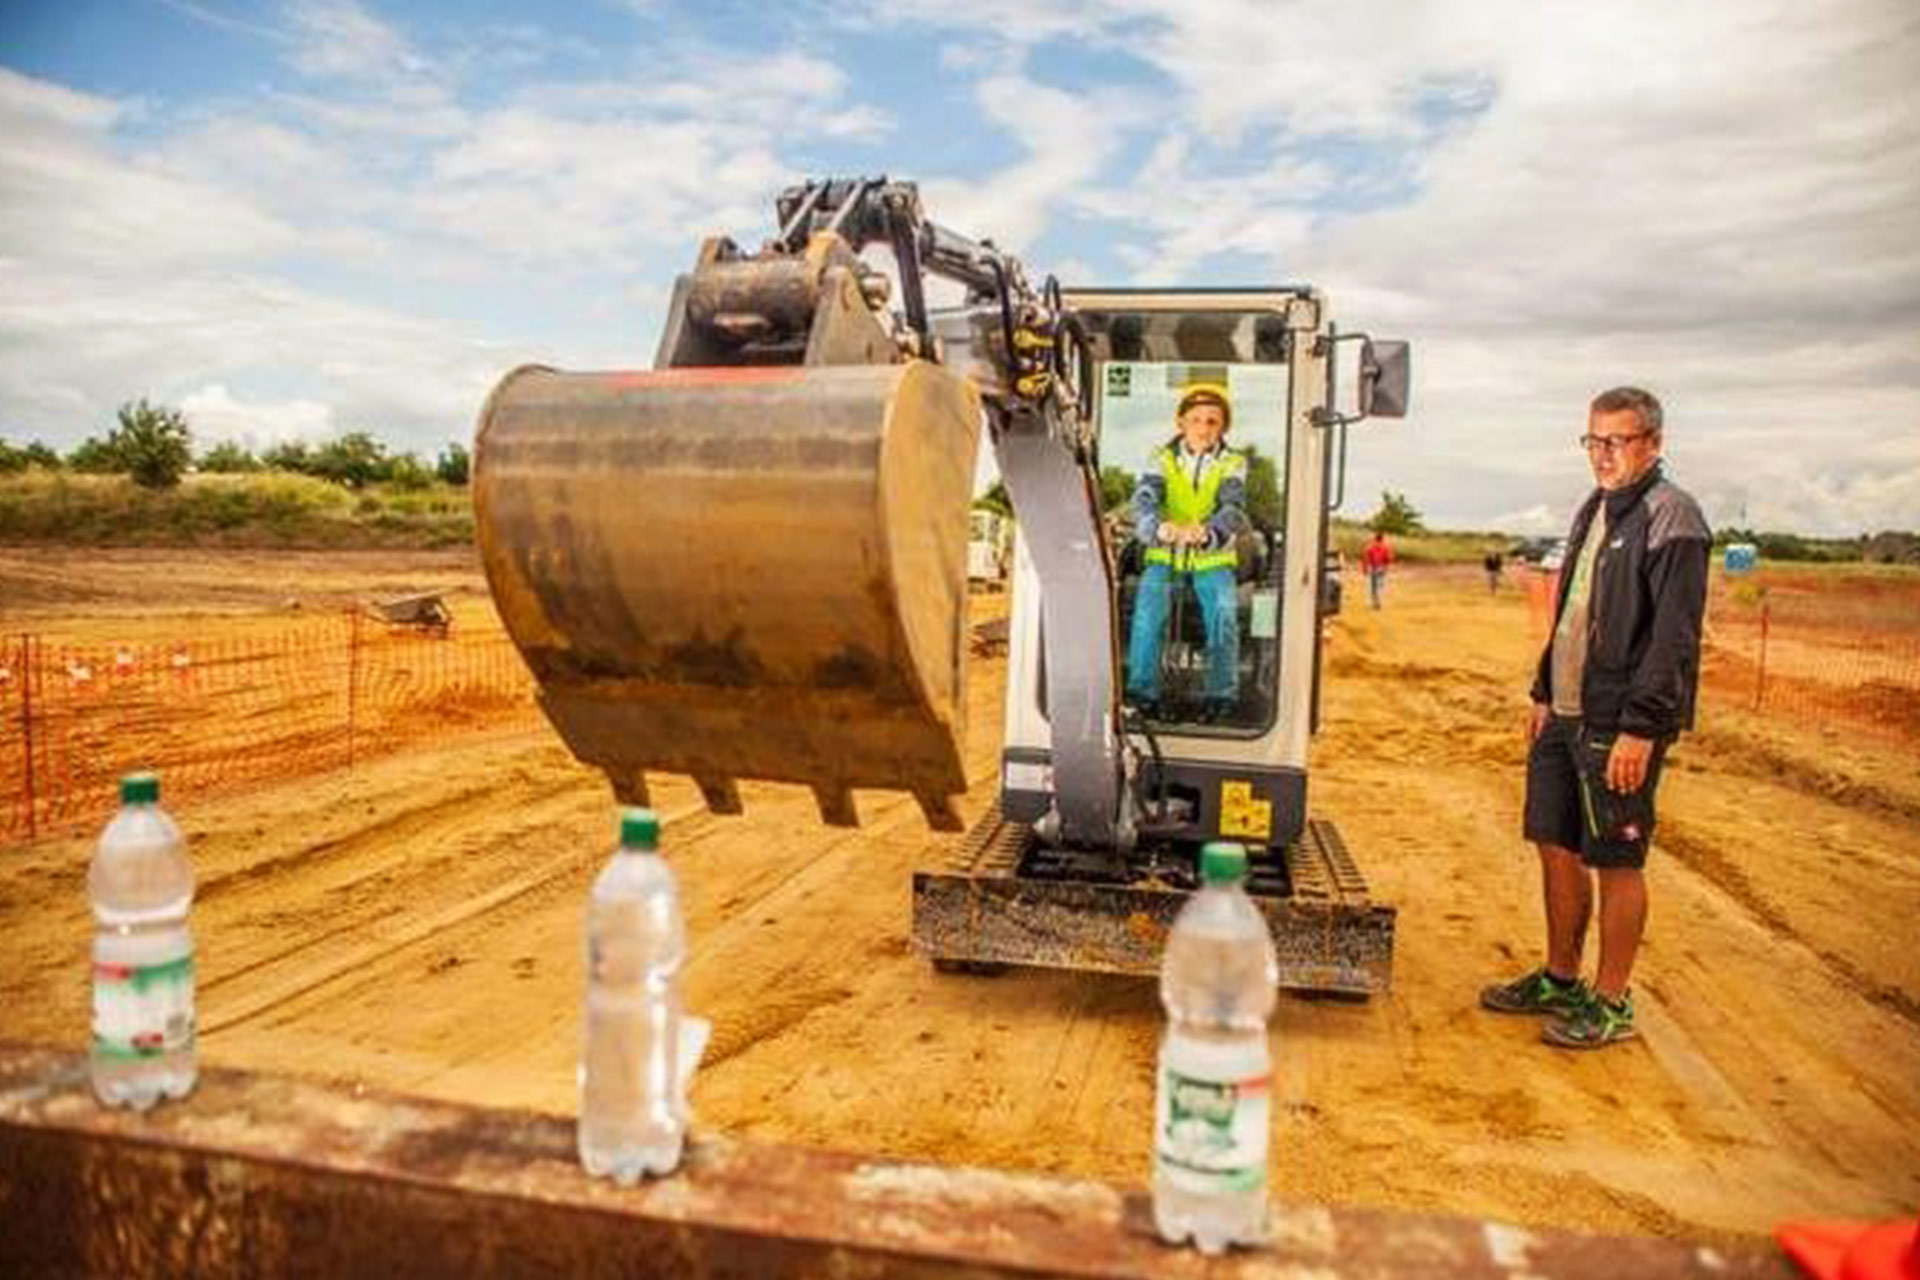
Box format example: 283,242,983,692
473,177,1409,994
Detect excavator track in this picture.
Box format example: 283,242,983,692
911,805,1396,995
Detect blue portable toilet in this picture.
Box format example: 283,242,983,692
1725,542,1758,573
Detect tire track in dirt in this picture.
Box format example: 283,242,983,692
671,630,1016,1076
194,765,557,906
690,794,932,1072
1657,819,1920,1030
1684,726,1920,827
198,778,615,1034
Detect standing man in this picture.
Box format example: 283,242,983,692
1483,548,1505,595
1125,383,1248,721
1361,530,1394,609
1481,386,1710,1049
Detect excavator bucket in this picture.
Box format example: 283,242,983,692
474,360,981,829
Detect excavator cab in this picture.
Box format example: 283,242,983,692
916,289,1407,993
1103,356,1289,736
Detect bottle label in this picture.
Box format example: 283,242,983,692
93,952,195,1060
1154,1064,1271,1193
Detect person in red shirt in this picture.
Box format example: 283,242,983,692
1361,530,1394,609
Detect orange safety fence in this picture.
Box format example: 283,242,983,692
1522,568,1920,742
1,614,541,844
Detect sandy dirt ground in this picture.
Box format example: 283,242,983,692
2,549,1915,1247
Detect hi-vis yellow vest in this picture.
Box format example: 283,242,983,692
1145,446,1244,572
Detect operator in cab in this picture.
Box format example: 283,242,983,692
1123,383,1250,722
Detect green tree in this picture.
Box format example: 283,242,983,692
385,452,434,491
309,431,388,488
199,441,262,473
435,442,471,486
262,440,314,473
0,438,63,473
68,435,125,473
109,400,193,488
1369,489,1424,535
1239,444,1282,531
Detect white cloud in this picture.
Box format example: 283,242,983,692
1082,131,1328,282
286,0,430,82
3,3,1914,537
1122,0,1503,142
1293,0,1920,535
0,70,295,274
0,26,884,453
180,384,335,447
0,65,122,133
853,0,1918,534
922,73,1142,251
1488,504,1560,535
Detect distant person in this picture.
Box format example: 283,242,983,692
1483,549,1505,595
1481,386,1709,1050
1360,530,1393,609
1125,383,1249,720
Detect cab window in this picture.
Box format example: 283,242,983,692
1099,361,1289,735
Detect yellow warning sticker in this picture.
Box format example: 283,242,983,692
1218,780,1272,841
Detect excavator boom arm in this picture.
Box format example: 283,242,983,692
475,177,1127,841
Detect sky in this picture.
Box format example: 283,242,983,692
1,0,1915,536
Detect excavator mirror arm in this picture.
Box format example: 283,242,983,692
1310,329,1413,429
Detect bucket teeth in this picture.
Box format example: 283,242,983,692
917,793,964,833
812,786,858,828
613,770,650,807
696,777,743,816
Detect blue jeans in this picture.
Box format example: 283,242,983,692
1125,563,1239,704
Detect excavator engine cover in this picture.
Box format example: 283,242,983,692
475,361,981,829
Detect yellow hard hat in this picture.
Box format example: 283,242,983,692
1177,382,1232,431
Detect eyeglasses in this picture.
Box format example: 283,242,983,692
1579,431,1652,455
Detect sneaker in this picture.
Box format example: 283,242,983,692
1478,966,1589,1016
1542,990,1638,1050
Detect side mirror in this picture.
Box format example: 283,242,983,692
1358,339,1410,419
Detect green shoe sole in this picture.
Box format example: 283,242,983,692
1479,971,1588,1017
1541,1013,1639,1050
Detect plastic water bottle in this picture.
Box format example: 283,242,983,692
1153,841,1279,1254
578,807,710,1183
88,771,197,1109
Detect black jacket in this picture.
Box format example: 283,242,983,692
1531,464,1711,738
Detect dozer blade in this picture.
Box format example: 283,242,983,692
475,361,981,828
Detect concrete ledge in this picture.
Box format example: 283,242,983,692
0,1042,1791,1279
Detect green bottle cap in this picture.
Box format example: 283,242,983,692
1199,841,1248,886
121,772,161,805
619,807,660,851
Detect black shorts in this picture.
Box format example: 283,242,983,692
1523,714,1668,868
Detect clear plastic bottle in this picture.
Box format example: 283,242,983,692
578,807,709,1183
88,771,197,1109
1153,841,1279,1254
